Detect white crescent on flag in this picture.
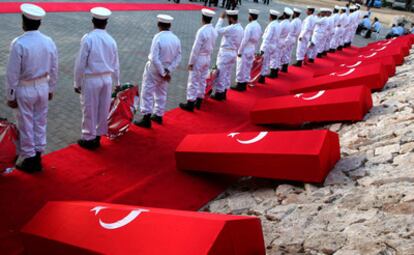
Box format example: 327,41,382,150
228,132,268,144
358,52,377,58
295,90,326,100
371,46,387,52
91,206,149,230
330,68,355,77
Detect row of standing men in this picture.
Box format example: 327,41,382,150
4,3,362,172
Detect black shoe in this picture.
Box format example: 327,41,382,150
35,151,42,170
133,114,152,128
258,75,266,84
179,100,195,112
16,156,41,173
94,136,101,147
231,82,247,92
150,114,163,124
322,51,327,56
269,68,279,78
281,64,288,73
329,49,335,53
195,98,203,110
308,58,315,63
78,139,99,150
210,91,225,101
337,46,343,51
294,60,303,67
317,53,323,58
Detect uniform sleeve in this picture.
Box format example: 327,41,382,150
48,41,58,93
189,29,202,66
167,39,182,73
5,40,22,101
298,18,308,38
260,25,272,52
112,41,121,86
215,18,229,35
238,25,249,55
74,35,90,89
149,36,166,77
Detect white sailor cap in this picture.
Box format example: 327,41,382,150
91,7,111,20
226,10,238,16
342,7,348,11
269,9,281,16
249,9,260,15
306,6,315,10
350,6,357,10
293,8,302,13
20,3,46,21
201,8,215,17
284,7,294,16
157,14,174,23
356,4,361,8
334,5,341,10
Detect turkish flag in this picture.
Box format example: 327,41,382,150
0,119,18,172
313,56,396,78
176,130,340,183
249,55,263,84
290,62,387,93
22,201,265,255
251,85,372,125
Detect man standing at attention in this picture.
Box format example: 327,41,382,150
6,4,58,172
211,10,243,101
258,9,281,83
74,7,120,149
232,9,262,92
281,8,302,73
179,9,217,112
294,6,316,67
277,7,293,74
134,14,181,128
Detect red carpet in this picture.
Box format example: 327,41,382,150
0,37,409,254
0,2,207,13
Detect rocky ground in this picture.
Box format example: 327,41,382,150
207,50,414,254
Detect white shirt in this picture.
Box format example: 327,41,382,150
147,30,182,77
260,20,281,53
74,29,120,88
238,20,262,55
6,31,58,101
288,17,302,38
299,14,316,39
215,18,244,52
279,19,291,40
332,13,340,28
189,24,217,65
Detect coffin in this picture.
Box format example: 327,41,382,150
251,85,372,125
290,63,386,93
176,130,340,183
22,201,265,255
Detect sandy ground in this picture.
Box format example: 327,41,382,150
276,0,414,25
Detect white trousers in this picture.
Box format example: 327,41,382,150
296,35,311,61
260,46,276,76
140,61,169,116
270,43,283,69
337,27,345,46
15,81,49,159
282,36,297,65
186,55,210,101
330,28,340,49
214,50,237,93
80,74,112,140
236,47,255,83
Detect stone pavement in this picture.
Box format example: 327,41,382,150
0,0,375,153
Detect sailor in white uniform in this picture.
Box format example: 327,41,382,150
337,7,348,50
179,9,217,112
258,9,281,83
309,9,328,60
74,7,120,149
294,6,316,67
341,6,351,48
232,9,262,92
329,6,341,52
278,7,293,74
6,4,58,172
134,14,181,128
211,10,243,101
282,8,302,72
322,8,333,56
